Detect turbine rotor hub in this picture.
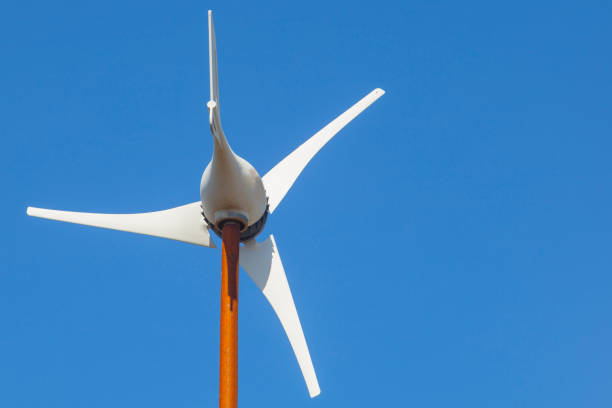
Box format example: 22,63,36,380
215,210,248,231
203,204,269,242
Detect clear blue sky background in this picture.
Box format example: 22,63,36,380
2,1,611,406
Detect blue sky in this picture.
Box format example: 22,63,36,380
3,0,612,406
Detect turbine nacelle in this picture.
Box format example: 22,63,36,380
199,146,268,240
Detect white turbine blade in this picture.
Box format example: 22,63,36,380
240,235,320,398
207,10,226,145
208,10,219,106
262,88,385,213
26,202,216,248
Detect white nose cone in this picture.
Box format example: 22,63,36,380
200,143,267,230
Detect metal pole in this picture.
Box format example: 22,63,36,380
219,221,240,408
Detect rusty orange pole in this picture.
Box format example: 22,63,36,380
219,221,240,408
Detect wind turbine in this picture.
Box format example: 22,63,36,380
27,10,384,406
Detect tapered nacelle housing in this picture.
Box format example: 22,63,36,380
199,138,268,239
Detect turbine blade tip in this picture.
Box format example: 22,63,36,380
26,206,34,216
374,87,385,95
